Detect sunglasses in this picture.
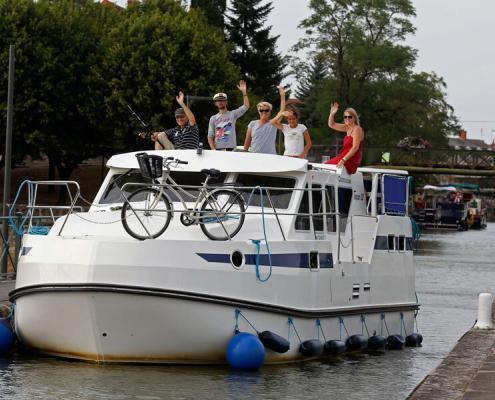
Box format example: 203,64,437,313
343,115,353,120
258,109,270,113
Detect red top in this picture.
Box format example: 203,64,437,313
324,134,364,174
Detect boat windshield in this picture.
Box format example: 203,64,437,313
98,169,227,204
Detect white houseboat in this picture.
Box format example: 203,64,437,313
10,150,419,364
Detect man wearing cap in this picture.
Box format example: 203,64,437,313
151,91,199,150
208,80,250,150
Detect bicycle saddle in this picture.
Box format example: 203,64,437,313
201,168,221,177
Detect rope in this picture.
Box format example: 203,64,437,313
414,313,420,333
410,217,421,241
316,319,327,341
339,317,349,340
381,313,390,336
287,318,302,344
361,315,370,337
234,309,258,334
400,312,407,336
247,186,272,282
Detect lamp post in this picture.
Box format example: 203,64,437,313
1,45,15,275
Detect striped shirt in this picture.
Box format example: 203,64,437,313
164,123,199,149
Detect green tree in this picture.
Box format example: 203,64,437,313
294,0,460,147
102,0,239,150
226,0,284,102
0,0,116,182
190,0,226,29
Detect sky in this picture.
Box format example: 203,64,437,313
267,0,495,143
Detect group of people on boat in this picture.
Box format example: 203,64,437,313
147,80,364,174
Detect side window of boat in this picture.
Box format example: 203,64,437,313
295,185,335,232
295,184,312,231
165,171,226,201
326,186,336,232
99,170,225,204
235,174,296,209
99,171,149,204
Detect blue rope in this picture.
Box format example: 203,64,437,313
400,312,407,336
361,315,370,337
234,309,258,334
287,318,302,344
381,313,390,335
247,186,272,282
316,319,326,341
410,217,421,241
339,317,349,340
234,309,240,333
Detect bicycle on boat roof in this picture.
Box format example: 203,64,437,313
120,153,246,241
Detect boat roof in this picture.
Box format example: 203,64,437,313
107,150,309,173
107,150,411,176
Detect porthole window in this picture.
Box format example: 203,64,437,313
230,251,244,269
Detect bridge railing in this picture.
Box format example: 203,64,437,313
309,146,495,169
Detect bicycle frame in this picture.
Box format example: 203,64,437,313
121,160,242,239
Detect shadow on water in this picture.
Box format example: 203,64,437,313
0,224,494,399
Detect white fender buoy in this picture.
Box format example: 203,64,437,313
474,293,493,329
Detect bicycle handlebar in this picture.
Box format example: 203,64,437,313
177,160,188,165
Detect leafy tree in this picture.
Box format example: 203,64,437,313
102,0,239,150
226,0,284,102
190,0,226,29
0,0,116,183
294,0,459,146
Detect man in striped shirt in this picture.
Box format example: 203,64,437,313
152,91,199,150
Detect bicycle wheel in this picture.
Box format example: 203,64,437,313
199,189,245,241
121,188,172,240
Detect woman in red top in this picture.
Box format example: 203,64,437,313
325,103,364,174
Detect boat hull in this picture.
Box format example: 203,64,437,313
13,287,417,364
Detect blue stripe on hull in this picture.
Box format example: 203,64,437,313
197,252,333,268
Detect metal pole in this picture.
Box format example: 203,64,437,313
1,45,15,275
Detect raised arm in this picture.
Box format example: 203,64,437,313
278,85,286,112
328,102,347,132
176,91,196,126
271,110,288,130
238,80,250,109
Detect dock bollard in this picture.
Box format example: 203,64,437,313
474,293,493,329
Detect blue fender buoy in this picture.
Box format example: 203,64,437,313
258,331,290,354
299,339,323,357
387,334,405,350
405,333,423,347
367,335,386,351
345,334,367,351
0,320,14,355
226,332,265,370
324,340,346,356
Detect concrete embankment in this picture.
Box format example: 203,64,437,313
408,302,495,400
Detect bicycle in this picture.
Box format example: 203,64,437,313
120,153,246,241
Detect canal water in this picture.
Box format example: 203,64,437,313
0,224,493,399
